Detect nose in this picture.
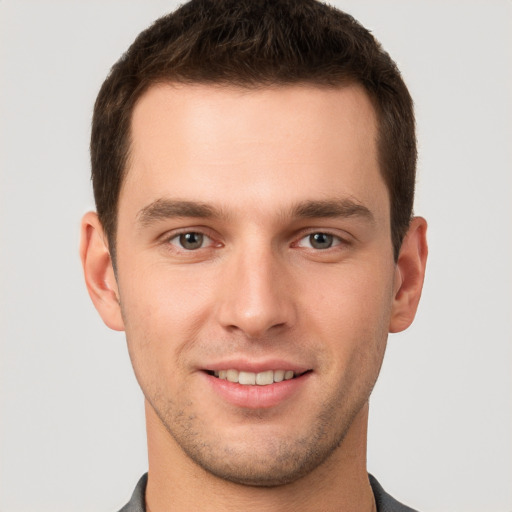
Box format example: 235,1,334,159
216,245,297,339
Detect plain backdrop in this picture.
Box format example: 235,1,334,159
1,1,511,511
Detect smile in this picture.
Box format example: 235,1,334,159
207,369,309,386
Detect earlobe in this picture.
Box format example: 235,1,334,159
389,216,428,333
79,211,125,331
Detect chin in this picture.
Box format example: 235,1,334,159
171,414,357,488
187,447,329,488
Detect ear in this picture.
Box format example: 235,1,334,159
79,211,125,331
389,216,428,333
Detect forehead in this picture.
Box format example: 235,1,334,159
122,83,386,223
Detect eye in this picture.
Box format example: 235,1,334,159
297,232,341,250
169,232,211,250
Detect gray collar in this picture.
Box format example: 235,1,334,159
118,473,418,512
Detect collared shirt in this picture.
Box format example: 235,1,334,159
118,473,419,512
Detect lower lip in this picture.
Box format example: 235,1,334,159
204,372,311,409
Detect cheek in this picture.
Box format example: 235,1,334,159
117,263,217,387
119,260,216,332
303,259,395,327
301,261,394,369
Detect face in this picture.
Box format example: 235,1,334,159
114,84,399,485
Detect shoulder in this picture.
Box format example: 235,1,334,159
117,473,148,512
369,474,419,512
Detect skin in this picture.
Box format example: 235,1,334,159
81,83,427,512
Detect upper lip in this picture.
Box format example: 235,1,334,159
200,358,312,374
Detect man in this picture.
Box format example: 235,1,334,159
80,0,428,510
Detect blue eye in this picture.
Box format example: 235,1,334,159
169,232,209,250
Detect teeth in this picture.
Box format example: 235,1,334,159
226,369,239,383
255,370,273,385
215,369,297,386
239,371,256,385
273,369,285,382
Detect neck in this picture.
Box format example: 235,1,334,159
144,400,375,512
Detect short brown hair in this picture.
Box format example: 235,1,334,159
91,0,416,262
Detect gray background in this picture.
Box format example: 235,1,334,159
1,1,511,510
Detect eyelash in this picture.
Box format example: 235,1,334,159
166,230,219,251
294,232,344,250
164,229,349,253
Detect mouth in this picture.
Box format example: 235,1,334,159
205,369,312,386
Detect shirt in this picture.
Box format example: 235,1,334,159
118,473,419,511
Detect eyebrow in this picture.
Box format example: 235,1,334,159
291,199,374,222
137,199,223,226
136,197,374,227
